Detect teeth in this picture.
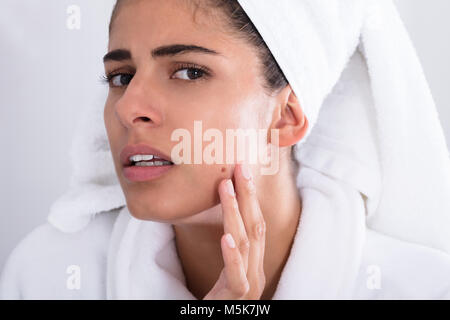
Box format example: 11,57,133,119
130,154,154,162
135,160,172,167
129,154,168,162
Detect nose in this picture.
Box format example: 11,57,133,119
114,72,163,129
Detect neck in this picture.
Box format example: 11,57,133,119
173,158,302,300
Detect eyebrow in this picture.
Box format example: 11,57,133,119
103,44,221,63
103,49,131,62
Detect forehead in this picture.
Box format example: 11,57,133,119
108,0,238,52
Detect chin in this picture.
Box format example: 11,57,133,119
124,192,181,222
117,164,228,223
124,189,220,223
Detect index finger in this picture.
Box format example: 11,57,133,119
234,163,267,295
219,178,250,273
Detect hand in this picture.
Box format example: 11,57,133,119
203,163,267,300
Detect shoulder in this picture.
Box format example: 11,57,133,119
0,208,121,299
353,229,450,299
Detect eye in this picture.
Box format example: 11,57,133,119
171,63,211,81
172,68,204,81
103,73,134,88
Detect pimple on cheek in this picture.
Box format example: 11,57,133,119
219,166,235,179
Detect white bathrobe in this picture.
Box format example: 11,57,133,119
1,49,450,300
1,204,450,300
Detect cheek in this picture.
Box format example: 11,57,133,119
186,163,233,206
103,97,128,170
168,80,263,131
126,162,232,221
104,95,117,133
103,102,113,144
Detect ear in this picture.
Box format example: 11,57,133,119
269,85,308,147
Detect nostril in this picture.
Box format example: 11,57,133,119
132,116,153,125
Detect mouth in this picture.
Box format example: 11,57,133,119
127,155,174,168
120,143,175,182
120,143,174,167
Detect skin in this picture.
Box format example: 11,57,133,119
104,0,309,299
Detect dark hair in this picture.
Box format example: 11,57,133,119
108,0,289,96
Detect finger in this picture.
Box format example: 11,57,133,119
234,163,267,296
220,233,250,298
219,178,250,273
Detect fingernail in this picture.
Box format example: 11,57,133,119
226,179,235,196
241,163,252,180
224,233,236,248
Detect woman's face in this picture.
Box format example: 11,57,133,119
104,0,277,222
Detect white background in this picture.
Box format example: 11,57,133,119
1,0,449,270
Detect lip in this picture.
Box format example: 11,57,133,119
123,164,174,182
120,143,173,167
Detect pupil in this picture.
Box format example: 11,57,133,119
188,69,202,80
121,74,132,85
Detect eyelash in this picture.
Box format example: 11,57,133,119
101,62,211,87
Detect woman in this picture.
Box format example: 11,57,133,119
103,0,307,300
1,0,450,300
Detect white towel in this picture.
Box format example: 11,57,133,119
237,0,450,255
45,0,450,299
